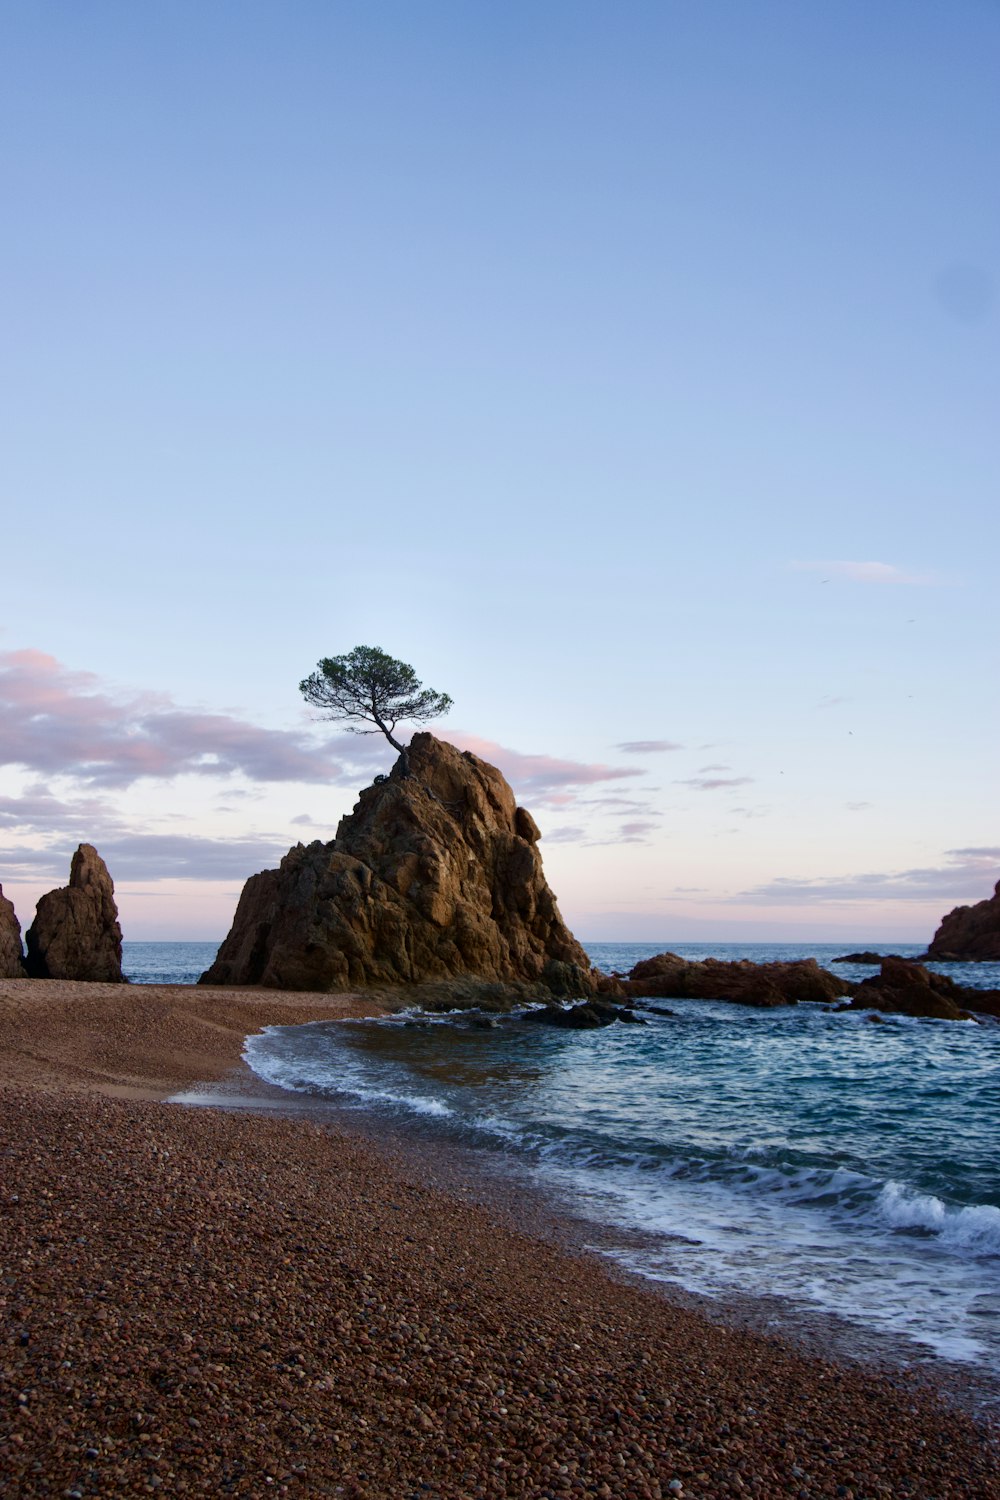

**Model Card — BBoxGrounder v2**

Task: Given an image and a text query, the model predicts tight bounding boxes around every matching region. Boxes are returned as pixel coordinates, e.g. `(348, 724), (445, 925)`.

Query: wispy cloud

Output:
(0, 650), (367, 788)
(736, 848), (1000, 905)
(579, 796), (660, 813)
(442, 732), (642, 805)
(543, 825), (588, 844)
(0, 832), (290, 884)
(616, 740), (683, 754)
(678, 776), (754, 792)
(792, 560), (936, 586)
(0, 785), (117, 833)
(619, 820), (660, 843)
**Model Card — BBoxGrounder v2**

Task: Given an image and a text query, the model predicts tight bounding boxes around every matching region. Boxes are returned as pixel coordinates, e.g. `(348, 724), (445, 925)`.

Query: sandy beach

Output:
(1, 981), (998, 1498)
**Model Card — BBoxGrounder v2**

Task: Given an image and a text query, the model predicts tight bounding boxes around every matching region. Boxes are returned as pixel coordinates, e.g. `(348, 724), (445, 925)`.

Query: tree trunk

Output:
(375, 717), (410, 777)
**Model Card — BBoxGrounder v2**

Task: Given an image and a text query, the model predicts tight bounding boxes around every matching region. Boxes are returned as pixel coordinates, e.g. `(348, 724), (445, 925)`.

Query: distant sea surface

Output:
(123, 941), (222, 985)
(135, 941), (1000, 1386)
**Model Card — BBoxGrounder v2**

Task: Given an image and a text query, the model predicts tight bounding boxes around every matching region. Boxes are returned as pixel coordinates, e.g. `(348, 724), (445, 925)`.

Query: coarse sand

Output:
(0, 979), (998, 1498)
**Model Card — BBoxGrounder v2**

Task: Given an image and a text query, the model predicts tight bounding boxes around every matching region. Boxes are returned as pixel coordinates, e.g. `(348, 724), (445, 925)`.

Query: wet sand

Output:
(0, 979), (997, 1497)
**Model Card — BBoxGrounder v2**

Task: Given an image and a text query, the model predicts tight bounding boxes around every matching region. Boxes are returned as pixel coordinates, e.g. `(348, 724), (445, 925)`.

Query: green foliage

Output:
(299, 646), (453, 755)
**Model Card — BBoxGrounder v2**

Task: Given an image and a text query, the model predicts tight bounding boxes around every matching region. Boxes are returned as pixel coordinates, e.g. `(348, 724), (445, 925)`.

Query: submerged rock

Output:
(201, 733), (603, 996)
(25, 845), (124, 983)
(525, 1001), (646, 1029)
(0, 884), (25, 978)
(922, 879), (1000, 962)
(832, 951), (900, 965)
(622, 955), (850, 1007)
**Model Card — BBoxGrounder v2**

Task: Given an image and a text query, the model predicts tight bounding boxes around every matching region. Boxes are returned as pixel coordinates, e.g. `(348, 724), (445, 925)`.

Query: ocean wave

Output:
(243, 1020), (1000, 1262)
(476, 1128), (1000, 1262)
(242, 1032), (454, 1119)
(877, 1182), (1000, 1254)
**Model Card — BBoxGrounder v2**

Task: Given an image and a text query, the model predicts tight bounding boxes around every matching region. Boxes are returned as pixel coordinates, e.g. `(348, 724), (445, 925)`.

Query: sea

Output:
(125, 940), (1000, 1394)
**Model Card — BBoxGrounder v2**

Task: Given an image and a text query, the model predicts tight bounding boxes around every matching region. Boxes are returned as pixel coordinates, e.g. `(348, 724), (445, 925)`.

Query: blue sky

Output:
(1, 2), (997, 942)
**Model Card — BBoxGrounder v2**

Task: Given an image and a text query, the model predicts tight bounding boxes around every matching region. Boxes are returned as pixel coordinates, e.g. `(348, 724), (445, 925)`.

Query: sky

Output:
(0, 1), (997, 945)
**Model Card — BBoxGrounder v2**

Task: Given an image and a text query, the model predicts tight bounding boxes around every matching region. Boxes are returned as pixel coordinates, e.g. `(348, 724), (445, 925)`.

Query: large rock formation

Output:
(0, 884), (25, 978)
(25, 845), (125, 982)
(923, 879), (1000, 961)
(201, 734), (602, 996)
(622, 953), (851, 1007)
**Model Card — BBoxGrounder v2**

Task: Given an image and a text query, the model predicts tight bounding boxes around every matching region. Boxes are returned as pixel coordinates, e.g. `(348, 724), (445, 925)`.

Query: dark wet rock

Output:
(201, 734), (604, 997)
(622, 956), (850, 1007)
(922, 878), (1000, 961)
(847, 958), (978, 1021)
(832, 951), (901, 965)
(525, 1001), (647, 1030)
(0, 884), (25, 978)
(24, 845), (124, 983)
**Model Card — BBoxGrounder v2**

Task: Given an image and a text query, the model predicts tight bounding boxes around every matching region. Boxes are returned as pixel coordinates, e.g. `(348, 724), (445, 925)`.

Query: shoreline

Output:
(0, 976), (395, 1100)
(178, 1050), (1000, 1428)
(1, 980), (998, 1497)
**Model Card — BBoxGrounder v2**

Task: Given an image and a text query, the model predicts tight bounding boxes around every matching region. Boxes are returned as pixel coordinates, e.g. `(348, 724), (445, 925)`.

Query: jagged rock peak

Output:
(923, 878), (1000, 962)
(201, 732), (601, 995)
(25, 844), (125, 982)
(0, 883), (25, 978)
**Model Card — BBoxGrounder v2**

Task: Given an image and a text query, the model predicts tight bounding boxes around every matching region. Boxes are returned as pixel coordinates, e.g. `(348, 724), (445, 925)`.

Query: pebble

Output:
(0, 1003), (997, 1499)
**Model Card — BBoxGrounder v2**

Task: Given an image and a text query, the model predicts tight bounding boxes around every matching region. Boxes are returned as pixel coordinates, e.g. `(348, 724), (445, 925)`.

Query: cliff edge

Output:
(200, 733), (599, 995)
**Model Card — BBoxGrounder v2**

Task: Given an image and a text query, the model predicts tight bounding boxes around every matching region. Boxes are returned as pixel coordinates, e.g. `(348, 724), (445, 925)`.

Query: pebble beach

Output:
(1, 980), (998, 1498)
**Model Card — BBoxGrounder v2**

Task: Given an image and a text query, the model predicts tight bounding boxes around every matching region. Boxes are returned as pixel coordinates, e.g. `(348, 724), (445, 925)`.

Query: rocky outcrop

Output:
(201, 734), (603, 997)
(25, 845), (125, 983)
(848, 957), (1000, 1021)
(525, 1001), (646, 1030)
(622, 954), (851, 1007)
(0, 884), (25, 978)
(832, 951), (901, 965)
(923, 880), (1000, 961)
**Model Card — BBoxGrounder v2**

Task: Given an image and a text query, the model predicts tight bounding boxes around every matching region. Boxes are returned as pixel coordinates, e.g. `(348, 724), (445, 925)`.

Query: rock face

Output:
(923, 879), (1000, 961)
(25, 845), (125, 983)
(201, 734), (601, 996)
(622, 954), (850, 1007)
(848, 957), (1000, 1021)
(0, 884), (25, 978)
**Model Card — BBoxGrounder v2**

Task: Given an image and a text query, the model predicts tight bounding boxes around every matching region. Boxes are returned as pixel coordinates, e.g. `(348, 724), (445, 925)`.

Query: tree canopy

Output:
(299, 646), (453, 771)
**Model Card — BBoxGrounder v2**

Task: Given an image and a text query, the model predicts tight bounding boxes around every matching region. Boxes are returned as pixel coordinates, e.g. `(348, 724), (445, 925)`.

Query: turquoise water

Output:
(238, 942), (1000, 1378)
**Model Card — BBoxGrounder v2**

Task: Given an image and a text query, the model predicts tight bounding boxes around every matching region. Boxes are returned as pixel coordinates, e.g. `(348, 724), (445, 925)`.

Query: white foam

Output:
(877, 1181), (1000, 1254)
(242, 1033), (454, 1119)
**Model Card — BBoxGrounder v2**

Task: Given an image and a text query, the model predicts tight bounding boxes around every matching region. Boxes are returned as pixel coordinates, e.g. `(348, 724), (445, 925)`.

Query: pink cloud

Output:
(441, 731), (642, 803)
(0, 649), (366, 787)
